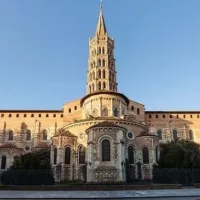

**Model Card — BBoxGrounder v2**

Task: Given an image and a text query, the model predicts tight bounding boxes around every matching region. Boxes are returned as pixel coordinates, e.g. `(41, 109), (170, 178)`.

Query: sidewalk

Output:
(0, 188), (200, 199)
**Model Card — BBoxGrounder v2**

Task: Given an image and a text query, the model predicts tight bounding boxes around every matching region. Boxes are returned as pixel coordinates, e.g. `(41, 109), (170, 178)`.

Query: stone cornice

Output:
(61, 119), (149, 133)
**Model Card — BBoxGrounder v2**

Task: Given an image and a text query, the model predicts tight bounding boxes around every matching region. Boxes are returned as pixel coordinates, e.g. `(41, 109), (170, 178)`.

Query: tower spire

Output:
(86, 3), (117, 94)
(96, 1), (107, 35)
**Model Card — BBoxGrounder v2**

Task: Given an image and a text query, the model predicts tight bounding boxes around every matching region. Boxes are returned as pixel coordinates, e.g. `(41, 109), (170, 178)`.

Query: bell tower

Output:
(86, 5), (117, 94)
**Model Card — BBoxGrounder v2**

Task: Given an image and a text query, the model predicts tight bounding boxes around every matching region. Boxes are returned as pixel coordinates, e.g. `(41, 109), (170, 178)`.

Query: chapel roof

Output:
(34, 142), (50, 148)
(52, 129), (77, 138)
(86, 121), (127, 131)
(0, 143), (19, 149)
(136, 131), (158, 138)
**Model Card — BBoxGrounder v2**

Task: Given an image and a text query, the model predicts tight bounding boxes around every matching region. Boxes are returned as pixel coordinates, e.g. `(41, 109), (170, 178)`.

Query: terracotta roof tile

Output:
(34, 142), (50, 148)
(52, 129), (77, 138)
(60, 130), (77, 137)
(136, 131), (158, 138)
(0, 143), (19, 149)
(87, 121), (127, 130)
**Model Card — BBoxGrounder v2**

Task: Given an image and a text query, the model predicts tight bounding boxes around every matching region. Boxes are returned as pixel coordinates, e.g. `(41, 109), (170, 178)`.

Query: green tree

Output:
(157, 139), (200, 169)
(10, 149), (51, 170)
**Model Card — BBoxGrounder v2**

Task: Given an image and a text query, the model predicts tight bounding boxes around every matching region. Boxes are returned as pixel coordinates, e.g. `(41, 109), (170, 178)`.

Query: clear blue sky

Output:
(0, 0), (200, 111)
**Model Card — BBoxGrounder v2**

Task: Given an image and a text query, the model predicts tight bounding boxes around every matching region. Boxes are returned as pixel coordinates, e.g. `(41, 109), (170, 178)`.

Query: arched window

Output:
(89, 85), (91, 93)
(103, 70), (106, 78)
(69, 108), (71, 113)
(98, 59), (101, 67)
(8, 130), (13, 140)
(109, 71), (111, 79)
(92, 71), (95, 80)
(92, 108), (98, 117)
(110, 83), (112, 90)
(189, 130), (194, 140)
(102, 139), (110, 161)
(98, 82), (101, 90)
(131, 106), (134, 111)
(102, 47), (105, 54)
(26, 130), (31, 141)
(98, 69), (101, 78)
(89, 73), (92, 81)
(137, 108), (140, 115)
(113, 108), (118, 117)
(79, 146), (86, 164)
(157, 130), (162, 140)
(173, 129), (178, 141)
(142, 147), (149, 164)
(102, 107), (108, 117)
(98, 47), (101, 54)
(42, 130), (48, 140)
(65, 147), (71, 164)
(103, 82), (106, 89)
(92, 83), (94, 92)
(155, 146), (159, 163)
(102, 59), (105, 67)
(1, 156), (6, 169)
(128, 146), (134, 164)
(54, 147), (57, 165)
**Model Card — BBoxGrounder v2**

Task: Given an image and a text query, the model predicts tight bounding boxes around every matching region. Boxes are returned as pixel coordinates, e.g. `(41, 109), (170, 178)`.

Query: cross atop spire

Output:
(100, 0), (103, 9)
(96, 1), (107, 35)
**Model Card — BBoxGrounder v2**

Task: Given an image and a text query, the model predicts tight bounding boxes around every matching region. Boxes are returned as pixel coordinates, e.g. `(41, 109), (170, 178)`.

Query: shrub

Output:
(1, 170), (55, 185)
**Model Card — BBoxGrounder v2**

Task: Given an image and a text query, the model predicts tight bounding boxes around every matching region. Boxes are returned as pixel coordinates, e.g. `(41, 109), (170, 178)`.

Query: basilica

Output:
(0, 6), (200, 183)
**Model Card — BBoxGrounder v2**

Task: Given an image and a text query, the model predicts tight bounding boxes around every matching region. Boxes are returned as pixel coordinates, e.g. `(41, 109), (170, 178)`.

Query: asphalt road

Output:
(3, 198), (199, 200)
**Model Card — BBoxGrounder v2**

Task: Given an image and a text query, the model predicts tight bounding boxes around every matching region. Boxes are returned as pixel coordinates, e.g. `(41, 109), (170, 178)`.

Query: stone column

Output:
(90, 100), (93, 115)
(117, 130), (124, 182)
(151, 138), (155, 164)
(99, 97), (102, 116)
(110, 98), (113, 116)
(74, 140), (78, 181)
(87, 131), (93, 182)
(119, 100), (122, 117)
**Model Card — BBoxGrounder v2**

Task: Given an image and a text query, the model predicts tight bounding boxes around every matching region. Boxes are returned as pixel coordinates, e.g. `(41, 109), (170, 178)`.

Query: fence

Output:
(0, 169), (54, 185)
(2, 168), (200, 186)
(153, 168), (200, 186)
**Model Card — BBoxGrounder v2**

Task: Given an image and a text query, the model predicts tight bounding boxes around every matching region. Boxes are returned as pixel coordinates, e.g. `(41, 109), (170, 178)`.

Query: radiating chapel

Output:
(0, 6), (200, 183)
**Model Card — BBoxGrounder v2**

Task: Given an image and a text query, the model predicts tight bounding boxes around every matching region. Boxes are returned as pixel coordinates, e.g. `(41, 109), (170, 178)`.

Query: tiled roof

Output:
(34, 142), (50, 148)
(0, 110), (62, 113)
(146, 111), (200, 114)
(0, 143), (19, 148)
(87, 121), (127, 130)
(60, 130), (77, 137)
(136, 131), (158, 138)
(53, 130), (77, 138)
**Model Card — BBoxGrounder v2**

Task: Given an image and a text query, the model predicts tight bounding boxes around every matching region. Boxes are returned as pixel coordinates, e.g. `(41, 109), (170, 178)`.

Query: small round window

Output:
(127, 132), (134, 139)
(24, 146), (31, 152)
